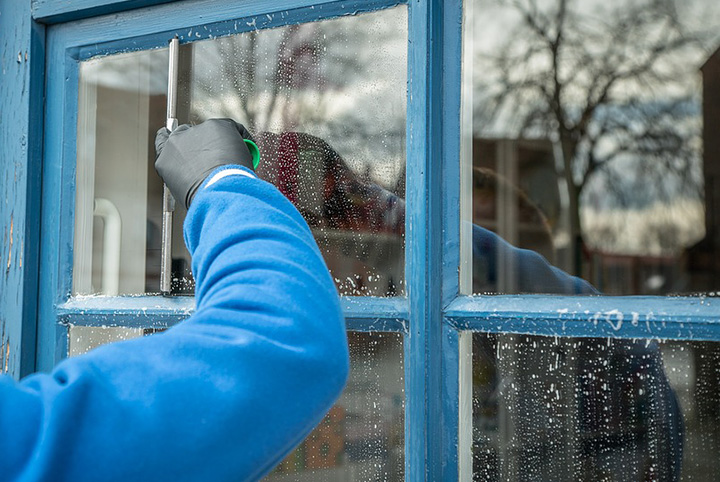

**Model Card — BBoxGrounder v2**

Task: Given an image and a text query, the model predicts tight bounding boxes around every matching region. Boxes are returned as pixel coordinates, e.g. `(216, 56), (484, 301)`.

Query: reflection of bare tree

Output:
(192, 25), (328, 130)
(191, 21), (391, 132)
(476, 0), (718, 274)
(188, 12), (407, 191)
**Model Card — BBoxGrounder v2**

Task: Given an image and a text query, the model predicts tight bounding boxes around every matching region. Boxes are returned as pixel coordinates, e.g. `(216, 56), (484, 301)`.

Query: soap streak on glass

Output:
(188, 7), (408, 297)
(469, 333), (720, 481)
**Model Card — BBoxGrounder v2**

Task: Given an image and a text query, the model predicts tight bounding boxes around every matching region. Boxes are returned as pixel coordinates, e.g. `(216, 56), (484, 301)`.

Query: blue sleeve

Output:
(0, 165), (350, 481)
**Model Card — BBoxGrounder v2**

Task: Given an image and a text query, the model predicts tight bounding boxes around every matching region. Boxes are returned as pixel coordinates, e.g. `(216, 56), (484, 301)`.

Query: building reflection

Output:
(687, 46), (720, 292)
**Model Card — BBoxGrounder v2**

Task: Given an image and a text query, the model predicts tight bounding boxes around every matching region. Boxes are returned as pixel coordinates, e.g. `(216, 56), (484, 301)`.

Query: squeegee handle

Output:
(160, 36), (180, 295)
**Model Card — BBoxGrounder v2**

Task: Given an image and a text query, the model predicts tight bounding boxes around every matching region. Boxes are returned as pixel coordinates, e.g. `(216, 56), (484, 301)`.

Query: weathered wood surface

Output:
(32, 0), (177, 24)
(0, 0), (44, 378)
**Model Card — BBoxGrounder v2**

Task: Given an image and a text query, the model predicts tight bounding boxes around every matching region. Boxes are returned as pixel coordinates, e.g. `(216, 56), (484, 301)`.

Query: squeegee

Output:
(160, 36), (260, 295)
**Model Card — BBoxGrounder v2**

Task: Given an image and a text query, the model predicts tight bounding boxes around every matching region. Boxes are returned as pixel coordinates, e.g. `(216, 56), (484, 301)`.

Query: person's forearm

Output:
(0, 166), (349, 481)
(174, 165), (351, 478)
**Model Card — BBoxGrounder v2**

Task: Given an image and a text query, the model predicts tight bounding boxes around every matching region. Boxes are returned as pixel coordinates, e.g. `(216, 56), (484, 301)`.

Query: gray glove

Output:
(155, 118), (256, 209)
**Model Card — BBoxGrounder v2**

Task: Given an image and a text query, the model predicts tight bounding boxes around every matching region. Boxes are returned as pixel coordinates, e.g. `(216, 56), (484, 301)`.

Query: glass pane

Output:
(266, 332), (404, 481)
(74, 49), (167, 296)
(68, 327), (404, 480)
(68, 326), (145, 356)
(470, 333), (720, 481)
(465, 0), (720, 295)
(74, 6), (407, 296)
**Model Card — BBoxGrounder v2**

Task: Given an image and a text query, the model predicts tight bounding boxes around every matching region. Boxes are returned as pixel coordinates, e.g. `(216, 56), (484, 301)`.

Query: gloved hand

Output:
(155, 118), (256, 209)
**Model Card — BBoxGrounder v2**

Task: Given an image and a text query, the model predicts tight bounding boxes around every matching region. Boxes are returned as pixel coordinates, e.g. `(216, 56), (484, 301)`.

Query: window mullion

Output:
(405, 0), (464, 479)
(57, 296), (410, 332)
(447, 295), (720, 341)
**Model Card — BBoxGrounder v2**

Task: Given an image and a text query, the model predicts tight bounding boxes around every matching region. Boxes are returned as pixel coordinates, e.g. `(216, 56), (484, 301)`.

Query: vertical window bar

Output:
(458, 0), (474, 478)
(38, 30), (79, 373)
(406, 0), (464, 479)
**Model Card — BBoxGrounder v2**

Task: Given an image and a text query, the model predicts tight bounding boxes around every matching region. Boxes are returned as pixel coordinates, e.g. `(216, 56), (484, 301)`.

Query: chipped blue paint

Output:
(0, 0), (45, 379)
(37, 18), (79, 371)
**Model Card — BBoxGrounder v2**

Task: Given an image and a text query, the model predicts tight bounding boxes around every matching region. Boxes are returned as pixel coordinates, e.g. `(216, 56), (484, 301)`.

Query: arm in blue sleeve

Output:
(471, 224), (598, 294)
(0, 165), (349, 481)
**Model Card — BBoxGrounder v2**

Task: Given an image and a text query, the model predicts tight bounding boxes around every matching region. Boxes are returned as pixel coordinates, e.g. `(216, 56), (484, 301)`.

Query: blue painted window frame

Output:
(36, 0), (720, 480)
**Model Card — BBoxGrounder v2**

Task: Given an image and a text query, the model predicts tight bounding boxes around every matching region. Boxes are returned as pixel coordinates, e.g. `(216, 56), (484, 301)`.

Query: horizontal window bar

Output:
(445, 295), (720, 341)
(57, 296), (408, 332)
(57, 295), (195, 329)
(341, 297), (408, 332)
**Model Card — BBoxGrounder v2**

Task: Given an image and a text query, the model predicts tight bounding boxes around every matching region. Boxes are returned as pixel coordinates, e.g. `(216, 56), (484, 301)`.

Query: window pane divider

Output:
(405, 0), (464, 479)
(446, 295), (720, 340)
(57, 296), (409, 332)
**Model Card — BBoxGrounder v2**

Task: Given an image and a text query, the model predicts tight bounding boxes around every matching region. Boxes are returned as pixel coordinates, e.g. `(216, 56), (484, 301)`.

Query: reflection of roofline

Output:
(586, 249), (678, 262)
(476, 136), (554, 150)
(701, 45), (720, 71)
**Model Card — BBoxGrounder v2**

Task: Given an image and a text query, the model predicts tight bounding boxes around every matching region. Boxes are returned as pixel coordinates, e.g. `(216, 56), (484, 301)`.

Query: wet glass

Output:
(68, 328), (404, 481)
(69, 326), (146, 356)
(471, 333), (720, 481)
(266, 332), (404, 481)
(74, 6), (407, 296)
(465, 0), (720, 295)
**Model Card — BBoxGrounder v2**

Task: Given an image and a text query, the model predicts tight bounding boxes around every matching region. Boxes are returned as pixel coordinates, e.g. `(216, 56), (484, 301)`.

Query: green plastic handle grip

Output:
(244, 139), (261, 170)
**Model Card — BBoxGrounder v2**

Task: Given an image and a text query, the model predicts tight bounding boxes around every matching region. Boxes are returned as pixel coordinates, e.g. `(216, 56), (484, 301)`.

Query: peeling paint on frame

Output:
(6, 215), (13, 272)
(0, 0), (45, 379)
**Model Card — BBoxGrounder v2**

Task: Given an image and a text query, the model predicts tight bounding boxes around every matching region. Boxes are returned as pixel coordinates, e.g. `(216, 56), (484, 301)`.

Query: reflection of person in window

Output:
(254, 131), (683, 481)
(468, 169), (683, 481)
(0, 119), (349, 480)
